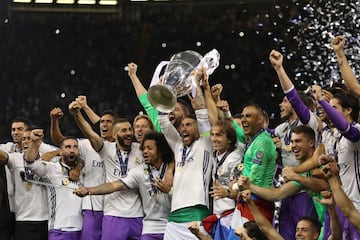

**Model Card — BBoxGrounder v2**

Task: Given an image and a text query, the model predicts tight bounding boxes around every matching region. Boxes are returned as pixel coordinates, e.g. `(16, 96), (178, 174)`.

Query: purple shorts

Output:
(81, 210), (103, 240)
(101, 215), (142, 240)
(141, 233), (164, 240)
(48, 229), (81, 240)
(322, 205), (360, 240)
(278, 192), (318, 240)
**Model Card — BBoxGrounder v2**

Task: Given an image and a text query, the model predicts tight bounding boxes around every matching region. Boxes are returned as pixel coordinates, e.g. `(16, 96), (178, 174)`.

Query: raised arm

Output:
(332, 36), (360, 97)
(128, 62), (162, 132)
(216, 100), (245, 143)
(24, 129), (44, 163)
(321, 156), (360, 232)
(202, 72), (218, 125)
(269, 49), (294, 92)
(128, 62), (147, 96)
(50, 107), (65, 145)
(270, 49), (314, 125)
(211, 84), (225, 120)
(76, 95), (100, 124)
(69, 100), (103, 152)
(316, 191), (342, 240)
(317, 97), (360, 142)
(238, 190), (284, 240)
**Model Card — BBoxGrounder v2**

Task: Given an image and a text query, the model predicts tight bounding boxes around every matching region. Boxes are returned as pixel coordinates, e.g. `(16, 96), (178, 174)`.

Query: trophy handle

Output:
(150, 61), (169, 88)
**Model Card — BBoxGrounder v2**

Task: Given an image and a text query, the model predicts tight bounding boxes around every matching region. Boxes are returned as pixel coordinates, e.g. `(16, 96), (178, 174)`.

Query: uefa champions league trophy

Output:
(148, 49), (220, 113)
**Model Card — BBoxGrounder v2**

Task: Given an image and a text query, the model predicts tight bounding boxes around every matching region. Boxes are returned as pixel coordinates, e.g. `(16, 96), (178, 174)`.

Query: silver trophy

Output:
(148, 49), (220, 113)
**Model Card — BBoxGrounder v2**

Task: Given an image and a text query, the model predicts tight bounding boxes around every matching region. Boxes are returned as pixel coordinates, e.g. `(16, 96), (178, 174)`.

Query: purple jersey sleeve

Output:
(319, 99), (360, 142)
(285, 88), (310, 124)
(266, 128), (275, 136)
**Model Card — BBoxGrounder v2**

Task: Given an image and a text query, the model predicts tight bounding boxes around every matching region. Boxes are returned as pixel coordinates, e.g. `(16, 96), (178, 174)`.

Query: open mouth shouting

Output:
(143, 154), (150, 163)
(242, 122), (250, 133)
(22, 144), (29, 152)
(292, 148), (302, 159)
(69, 154), (76, 162)
(101, 127), (109, 136)
(168, 112), (175, 122)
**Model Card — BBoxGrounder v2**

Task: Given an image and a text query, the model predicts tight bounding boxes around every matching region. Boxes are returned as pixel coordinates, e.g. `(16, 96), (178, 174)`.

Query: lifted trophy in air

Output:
(148, 49), (220, 113)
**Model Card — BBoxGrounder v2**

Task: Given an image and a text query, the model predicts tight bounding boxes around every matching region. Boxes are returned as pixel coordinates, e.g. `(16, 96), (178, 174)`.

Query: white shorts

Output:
(164, 221), (209, 240)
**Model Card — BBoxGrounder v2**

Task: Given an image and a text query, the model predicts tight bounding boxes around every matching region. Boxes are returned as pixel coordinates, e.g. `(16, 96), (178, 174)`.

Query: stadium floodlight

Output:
(99, 0), (117, 4)
(13, 0), (32, 3)
(56, 0), (75, 3)
(35, 0), (53, 3)
(78, 0), (96, 4)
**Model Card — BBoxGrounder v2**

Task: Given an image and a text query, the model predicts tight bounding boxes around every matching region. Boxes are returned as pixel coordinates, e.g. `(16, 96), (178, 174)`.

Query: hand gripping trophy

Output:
(148, 49), (220, 113)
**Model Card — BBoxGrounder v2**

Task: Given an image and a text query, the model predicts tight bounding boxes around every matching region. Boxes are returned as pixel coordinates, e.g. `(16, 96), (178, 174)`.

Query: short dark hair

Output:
(183, 113), (197, 122)
(292, 125), (315, 142)
(140, 131), (174, 164)
(100, 110), (119, 120)
(244, 221), (268, 240)
(59, 136), (78, 148)
(12, 117), (31, 128)
(332, 91), (359, 122)
(113, 118), (131, 126)
(298, 216), (322, 234)
(243, 103), (264, 114)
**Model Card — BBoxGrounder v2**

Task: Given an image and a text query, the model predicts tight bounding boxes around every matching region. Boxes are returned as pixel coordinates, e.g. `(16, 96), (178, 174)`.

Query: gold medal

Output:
(218, 166), (224, 176)
(26, 182), (32, 190)
(62, 178), (70, 186)
(284, 145), (292, 152)
(237, 163), (244, 172)
(135, 157), (142, 165)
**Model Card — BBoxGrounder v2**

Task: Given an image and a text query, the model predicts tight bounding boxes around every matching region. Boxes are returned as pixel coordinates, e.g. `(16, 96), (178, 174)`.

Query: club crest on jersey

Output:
(135, 157), (142, 165)
(62, 178), (70, 186)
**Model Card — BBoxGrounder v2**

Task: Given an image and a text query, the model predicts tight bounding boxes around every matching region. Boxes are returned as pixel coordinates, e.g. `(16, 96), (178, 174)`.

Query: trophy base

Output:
(148, 85), (177, 113)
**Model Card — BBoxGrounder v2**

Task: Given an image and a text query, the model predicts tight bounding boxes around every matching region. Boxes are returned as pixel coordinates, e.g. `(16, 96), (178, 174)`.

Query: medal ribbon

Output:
(181, 143), (193, 167)
(116, 148), (131, 176)
(333, 134), (343, 161)
(284, 119), (299, 146)
(148, 163), (167, 194)
(214, 151), (230, 180)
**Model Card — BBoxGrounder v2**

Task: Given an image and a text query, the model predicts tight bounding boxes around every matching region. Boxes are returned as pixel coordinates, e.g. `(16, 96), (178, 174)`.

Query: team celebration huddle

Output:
(1, 35), (360, 240)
